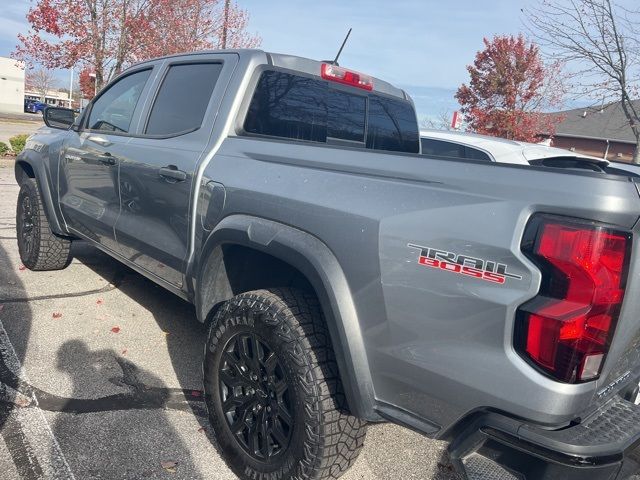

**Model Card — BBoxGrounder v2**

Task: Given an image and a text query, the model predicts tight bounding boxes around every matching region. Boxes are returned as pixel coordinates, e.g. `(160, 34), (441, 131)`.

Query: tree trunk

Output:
(633, 143), (640, 165)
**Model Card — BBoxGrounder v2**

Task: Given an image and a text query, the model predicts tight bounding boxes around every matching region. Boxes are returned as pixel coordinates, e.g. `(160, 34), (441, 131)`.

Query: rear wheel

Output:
(16, 178), (72, 271)
(203, 288), (367, 480)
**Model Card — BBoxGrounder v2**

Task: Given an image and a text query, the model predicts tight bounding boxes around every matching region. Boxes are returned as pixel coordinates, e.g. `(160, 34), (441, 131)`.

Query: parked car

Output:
(25, 100), (48, 114)
(14, 50), (640, 480)
(420, 128), (610, 166)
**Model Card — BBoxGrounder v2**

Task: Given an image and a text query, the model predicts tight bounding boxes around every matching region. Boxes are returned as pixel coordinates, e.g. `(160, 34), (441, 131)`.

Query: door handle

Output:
(159, 166), (187, 182)
(98, 152), (116, 166)
(87, 135), (112, 147)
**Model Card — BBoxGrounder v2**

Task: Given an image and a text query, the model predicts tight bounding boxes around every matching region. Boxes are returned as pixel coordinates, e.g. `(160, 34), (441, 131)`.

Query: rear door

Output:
(59, 68), (154, 251)
(114, 54), (238, 287)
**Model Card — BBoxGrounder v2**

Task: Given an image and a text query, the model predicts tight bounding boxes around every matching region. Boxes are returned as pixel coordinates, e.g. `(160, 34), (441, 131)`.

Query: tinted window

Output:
(420, 138), (492, 162)
(88, 69), (151, 133)
(244, 70), (418, 153)
(421, 138), (465, 158)
(366, 97), (419, 153)
(146, 63), (223, 136)
(327, 89), (366, 143)
(465, 146), (492, 161)
(244, 71), (327, 142)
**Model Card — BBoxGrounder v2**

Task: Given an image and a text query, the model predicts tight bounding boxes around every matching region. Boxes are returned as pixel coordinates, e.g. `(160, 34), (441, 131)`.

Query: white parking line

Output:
(0, 320), (76, 480)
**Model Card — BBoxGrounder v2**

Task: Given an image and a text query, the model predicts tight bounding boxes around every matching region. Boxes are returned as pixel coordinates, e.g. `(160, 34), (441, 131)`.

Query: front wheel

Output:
(203, 289), (367, 480)
(16, 178), (72, 271)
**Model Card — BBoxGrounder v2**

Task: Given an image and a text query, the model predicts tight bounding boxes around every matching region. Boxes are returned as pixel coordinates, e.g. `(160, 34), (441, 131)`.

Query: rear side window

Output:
(421, 138), (492, 162)
(421, 138), (465, 158)
(145, 63), (223, 136)
(244, 70), (418, 153)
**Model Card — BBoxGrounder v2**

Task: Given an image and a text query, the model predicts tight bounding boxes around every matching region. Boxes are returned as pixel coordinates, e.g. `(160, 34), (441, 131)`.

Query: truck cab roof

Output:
(131, 49), (410, 101)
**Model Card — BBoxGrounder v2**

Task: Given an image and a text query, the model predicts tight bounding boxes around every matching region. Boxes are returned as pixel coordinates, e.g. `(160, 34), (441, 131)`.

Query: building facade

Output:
(0, 56), (25, 114)
(549, 101), (639, 163)
(24, 89), (72, 108)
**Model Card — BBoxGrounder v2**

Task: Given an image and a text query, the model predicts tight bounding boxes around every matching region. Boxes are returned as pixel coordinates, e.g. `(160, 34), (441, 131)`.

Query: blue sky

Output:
(1, 0), (535, 121)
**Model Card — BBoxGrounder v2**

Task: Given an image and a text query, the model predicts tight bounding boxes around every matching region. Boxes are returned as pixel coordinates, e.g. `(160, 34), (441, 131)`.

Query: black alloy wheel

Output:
(218, 330), (294, 461)
(18, 193), (35, 256)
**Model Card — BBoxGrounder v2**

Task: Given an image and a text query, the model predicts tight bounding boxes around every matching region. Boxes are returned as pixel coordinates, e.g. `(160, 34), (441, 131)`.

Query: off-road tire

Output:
(203, 288), (367, 480)
(16, 178), (72, 271)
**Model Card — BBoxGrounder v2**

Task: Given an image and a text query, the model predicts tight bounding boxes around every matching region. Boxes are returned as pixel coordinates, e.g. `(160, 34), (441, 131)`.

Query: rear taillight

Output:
(321, 63), (373, 91)
(516, 215), (631, 383)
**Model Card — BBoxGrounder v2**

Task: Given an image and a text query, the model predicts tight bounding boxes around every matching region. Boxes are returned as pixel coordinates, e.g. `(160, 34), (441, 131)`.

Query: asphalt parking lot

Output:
(0, 165), (460, 480)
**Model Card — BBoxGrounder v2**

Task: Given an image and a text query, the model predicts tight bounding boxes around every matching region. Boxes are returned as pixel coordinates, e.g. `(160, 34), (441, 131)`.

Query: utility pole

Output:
(221, 0), (230, 49)
(69, 66), (74, 109)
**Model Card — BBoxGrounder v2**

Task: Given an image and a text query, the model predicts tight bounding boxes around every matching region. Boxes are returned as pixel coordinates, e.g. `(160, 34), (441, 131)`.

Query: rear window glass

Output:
(244, 72), (327, 142)
(366, 97), (419, 153)
(327, 89), (366, 143)
(243, 70), (418, 153)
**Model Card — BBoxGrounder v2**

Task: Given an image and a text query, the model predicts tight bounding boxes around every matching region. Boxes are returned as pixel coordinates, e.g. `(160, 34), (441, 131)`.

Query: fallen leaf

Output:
(191, 390), (201, 397)
(197, 426), (206, 433)
(52, 312), (62, 319)
(121, 349), (127, 356)
(0, 305), (4, 313)
(14, 394), (32, 408)
(110, 326), (120, 334)
(18, 265), (26, 271)
(161, 460), (178, 473)
(162, 331), (169, 336)
(96, 299), (104, 305)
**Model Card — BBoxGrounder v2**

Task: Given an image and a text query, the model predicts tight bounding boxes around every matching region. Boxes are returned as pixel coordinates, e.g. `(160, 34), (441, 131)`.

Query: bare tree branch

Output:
(525, 0), (640, 162)
(26, 67), (57, 101)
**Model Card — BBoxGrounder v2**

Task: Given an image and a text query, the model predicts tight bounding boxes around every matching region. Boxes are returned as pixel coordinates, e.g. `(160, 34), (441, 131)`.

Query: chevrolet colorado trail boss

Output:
(14, 49), (640, 480)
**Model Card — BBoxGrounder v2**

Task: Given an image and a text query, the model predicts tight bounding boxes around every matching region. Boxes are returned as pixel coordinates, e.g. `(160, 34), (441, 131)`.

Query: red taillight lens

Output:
(321, 63), (373, 91)
(517, 216), (631, 383)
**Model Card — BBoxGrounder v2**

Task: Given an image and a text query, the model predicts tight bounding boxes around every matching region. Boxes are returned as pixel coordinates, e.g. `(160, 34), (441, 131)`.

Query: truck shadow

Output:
(0, 239), (208, 479)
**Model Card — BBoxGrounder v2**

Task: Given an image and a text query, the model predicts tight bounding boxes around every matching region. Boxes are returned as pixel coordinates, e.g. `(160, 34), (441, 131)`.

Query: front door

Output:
(114, 56), (235, 287)
(59, 68), (153, 252)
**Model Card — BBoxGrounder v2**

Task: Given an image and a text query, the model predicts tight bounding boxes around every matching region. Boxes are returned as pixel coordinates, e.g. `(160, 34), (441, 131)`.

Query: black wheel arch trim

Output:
(194, 214), (378, 420)
(14, 155), (66, 235)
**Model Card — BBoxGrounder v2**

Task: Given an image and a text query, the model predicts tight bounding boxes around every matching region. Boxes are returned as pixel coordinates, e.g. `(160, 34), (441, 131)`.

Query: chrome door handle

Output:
(159, 166), (187, 182)
(87, 135), (112, 147)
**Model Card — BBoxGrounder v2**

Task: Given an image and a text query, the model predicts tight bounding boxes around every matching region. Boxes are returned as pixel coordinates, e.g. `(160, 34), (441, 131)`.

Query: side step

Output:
(462, 453), (522, 480)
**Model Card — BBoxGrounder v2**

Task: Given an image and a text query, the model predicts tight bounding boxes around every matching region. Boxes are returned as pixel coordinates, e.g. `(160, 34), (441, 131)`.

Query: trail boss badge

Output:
(408, 244), (522, 285)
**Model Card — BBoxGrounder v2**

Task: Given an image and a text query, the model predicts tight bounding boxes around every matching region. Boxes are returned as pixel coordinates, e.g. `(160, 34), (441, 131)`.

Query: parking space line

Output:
(0, 321), (76, 480)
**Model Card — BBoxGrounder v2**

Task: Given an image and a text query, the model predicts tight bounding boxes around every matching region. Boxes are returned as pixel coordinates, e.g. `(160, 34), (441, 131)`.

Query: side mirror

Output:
(43, 107), (76, 130)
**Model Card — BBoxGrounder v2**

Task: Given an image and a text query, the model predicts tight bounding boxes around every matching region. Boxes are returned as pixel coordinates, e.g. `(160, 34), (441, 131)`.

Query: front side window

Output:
(87, 69), (151, 133)
(243, 70), (417, 153)
(145, 63), (223, 136)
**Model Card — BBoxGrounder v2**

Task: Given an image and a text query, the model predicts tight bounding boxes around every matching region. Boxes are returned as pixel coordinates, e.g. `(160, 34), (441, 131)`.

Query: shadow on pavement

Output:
(0, 238), (209, 479)
(52, 339), (206, 479)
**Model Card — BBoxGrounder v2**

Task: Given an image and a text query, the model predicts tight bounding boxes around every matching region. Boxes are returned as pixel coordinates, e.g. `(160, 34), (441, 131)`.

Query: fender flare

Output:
(195, 215), (377, 420)
(14, 155), (66, 235)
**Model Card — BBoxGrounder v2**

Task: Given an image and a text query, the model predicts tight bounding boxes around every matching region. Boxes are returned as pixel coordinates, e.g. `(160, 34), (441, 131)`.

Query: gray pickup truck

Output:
(14, 49), (640, 480)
